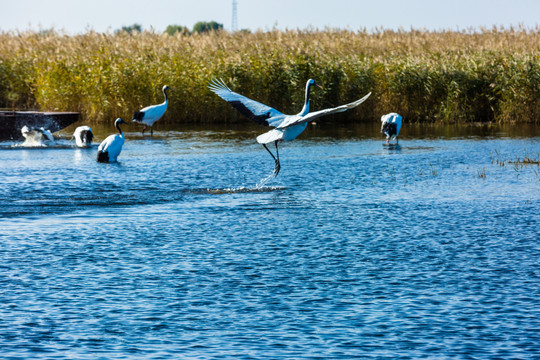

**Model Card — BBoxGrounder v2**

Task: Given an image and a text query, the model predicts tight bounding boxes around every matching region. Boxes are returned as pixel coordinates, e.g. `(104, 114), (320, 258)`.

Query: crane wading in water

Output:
(97, 118), (127, 163)
(209, 79), (371, 176)
(73, 126), (93, 148)
(132, 85), (171, 136)
(380, 112), (402, 144)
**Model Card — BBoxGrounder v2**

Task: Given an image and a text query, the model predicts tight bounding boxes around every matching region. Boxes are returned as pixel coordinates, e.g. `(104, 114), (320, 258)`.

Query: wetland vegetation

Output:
(0, 27), (538, 124)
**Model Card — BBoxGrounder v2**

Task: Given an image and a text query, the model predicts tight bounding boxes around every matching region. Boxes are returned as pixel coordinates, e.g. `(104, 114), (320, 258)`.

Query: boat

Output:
(0, 111), (80, 140)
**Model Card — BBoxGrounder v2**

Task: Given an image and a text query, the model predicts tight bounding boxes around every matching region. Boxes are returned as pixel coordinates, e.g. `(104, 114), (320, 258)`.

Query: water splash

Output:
(255, 171), (275, 189)
(9, 139), (93, 149)
(19, 126), (56, 147)
(188, 186), (284, 195)
(17, 137), (55, 148)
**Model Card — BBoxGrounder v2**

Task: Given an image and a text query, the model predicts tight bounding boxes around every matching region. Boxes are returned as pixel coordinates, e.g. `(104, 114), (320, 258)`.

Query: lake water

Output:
(1, 123), (539, 359)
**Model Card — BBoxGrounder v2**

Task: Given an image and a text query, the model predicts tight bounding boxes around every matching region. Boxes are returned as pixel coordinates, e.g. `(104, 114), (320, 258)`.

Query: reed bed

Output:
(0, 27), (538, 124)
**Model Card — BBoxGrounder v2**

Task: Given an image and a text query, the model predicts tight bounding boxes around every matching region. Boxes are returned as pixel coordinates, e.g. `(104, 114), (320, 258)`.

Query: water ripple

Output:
(0, 134), (539, 359)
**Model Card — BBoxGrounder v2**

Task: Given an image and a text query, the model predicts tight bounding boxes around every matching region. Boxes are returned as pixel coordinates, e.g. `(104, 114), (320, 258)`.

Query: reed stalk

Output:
(0, 27), (538, 124)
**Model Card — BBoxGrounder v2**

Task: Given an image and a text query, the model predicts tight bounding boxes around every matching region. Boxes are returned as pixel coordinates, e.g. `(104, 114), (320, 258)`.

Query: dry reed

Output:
(0, 27), (538, 124)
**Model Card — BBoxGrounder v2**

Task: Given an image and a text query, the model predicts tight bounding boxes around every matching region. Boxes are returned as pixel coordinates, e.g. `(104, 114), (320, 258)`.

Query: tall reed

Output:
(0, 27), (538, 124)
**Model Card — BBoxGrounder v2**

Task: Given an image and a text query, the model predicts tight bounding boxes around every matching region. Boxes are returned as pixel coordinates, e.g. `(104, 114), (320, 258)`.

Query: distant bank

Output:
(0, 28), (538, 124)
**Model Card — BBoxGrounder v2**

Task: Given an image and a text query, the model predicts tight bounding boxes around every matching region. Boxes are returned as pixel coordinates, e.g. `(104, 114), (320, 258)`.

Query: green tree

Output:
(117, 23), (142, 34)
(192, 21), (223, 34)
(164, 25), (191, 36)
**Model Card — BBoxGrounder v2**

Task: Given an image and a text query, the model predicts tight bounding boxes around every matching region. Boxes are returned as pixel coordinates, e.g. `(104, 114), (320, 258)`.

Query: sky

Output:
(1, 0), (539, 33)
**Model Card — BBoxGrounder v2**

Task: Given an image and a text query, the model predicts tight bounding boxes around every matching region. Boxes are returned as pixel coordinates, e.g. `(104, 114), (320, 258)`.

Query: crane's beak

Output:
(315, 83), (324, 90)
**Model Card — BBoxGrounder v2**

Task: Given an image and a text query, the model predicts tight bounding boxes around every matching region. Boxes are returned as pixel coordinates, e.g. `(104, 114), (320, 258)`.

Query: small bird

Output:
(73, 126), (93, 147)
(209, 78), (371, 176)
(97, 118), (127, 163)
(380, 113), (402, 144)
(21, 125), (55, 146)
(132, 85), (171, 136)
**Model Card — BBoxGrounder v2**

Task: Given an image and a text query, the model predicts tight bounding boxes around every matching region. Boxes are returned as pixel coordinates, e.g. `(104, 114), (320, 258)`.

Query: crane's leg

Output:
(150, 125), (153, 136)
(263, 141), (281, 177)
(274, 141), (281, 176)
(142, 125), (147, 136)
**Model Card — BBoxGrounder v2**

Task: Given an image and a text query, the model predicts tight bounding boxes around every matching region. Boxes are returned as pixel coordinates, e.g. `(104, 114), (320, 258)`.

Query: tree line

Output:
(118, 21), (224, 35)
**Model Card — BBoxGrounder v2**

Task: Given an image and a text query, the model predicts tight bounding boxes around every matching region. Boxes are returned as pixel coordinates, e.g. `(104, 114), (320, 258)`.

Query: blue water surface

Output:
(0, 125), (539, 359)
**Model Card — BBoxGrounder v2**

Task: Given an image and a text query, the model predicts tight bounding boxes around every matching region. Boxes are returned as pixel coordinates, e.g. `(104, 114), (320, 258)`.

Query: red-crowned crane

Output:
(97, 118), (127, 163)
(73, 126), (93, 148)
(381, 113), (402, 144)
(209, 78), (371, 176)
(132, 85), (171, 136)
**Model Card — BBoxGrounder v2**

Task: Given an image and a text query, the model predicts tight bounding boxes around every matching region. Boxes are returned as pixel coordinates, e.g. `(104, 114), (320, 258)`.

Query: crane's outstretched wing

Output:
(277, 92), (372, 129)
(209, 79), (285, 127)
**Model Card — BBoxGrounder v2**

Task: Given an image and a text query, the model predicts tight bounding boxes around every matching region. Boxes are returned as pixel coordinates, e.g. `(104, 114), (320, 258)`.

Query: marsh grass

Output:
(491, 149), (540, 170)
(0, 27), (538, 124)
(478, 168), (487, 178)
(509, 152), (540, 165)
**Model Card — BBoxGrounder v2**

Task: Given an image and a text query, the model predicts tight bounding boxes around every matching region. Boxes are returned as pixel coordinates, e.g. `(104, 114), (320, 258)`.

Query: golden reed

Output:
(0, 27), (538, 124)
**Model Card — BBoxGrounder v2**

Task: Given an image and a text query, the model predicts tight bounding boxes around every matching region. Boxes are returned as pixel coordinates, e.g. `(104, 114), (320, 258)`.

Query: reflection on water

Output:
(0, 125), (539, 359)
(382, 143), (402, 152)
(58, 121), (540, 142)
(2, 122), (538, 153)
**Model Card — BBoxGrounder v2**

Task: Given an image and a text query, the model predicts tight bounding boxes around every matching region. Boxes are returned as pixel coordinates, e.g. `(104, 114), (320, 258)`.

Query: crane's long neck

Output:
(300, 82), (313, 116)
(163, 88), (169, 105)
(116, 121), (123, 137)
